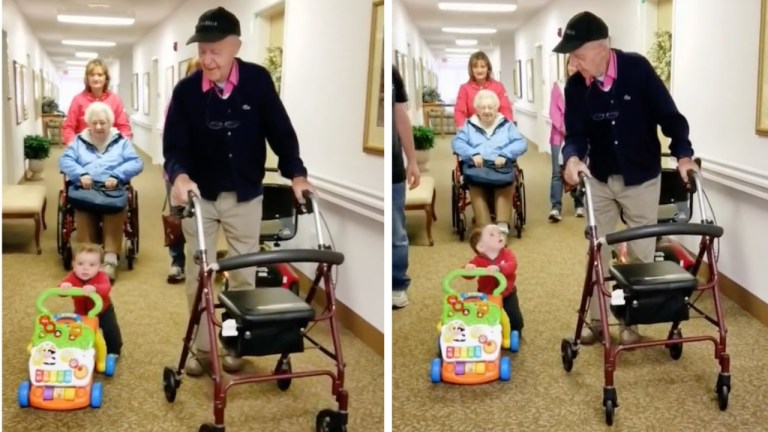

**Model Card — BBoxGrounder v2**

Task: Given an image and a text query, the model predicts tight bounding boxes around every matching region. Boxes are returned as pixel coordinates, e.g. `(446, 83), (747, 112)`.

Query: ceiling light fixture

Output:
(62, 40), (117, 47)
(57, 14), (135, 26)
(75, 51), (99, 58)
(455, 39), (478, 46)
(442, 27), (497, 34)
(445, 48), (477, 53)
(66, 60), (89, 66)
(438, 2), (518, 13)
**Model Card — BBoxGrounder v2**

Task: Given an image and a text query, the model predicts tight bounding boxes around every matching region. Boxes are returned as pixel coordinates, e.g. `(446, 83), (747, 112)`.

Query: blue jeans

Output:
(392, 182), (410, 292)
(550, 144), (584, 212)
(166, 179), (186, 268)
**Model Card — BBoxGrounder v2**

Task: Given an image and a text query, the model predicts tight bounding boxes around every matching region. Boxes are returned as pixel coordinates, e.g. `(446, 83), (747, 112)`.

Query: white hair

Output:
(473, 89), (500, 111)
(84, 101), (114, 125)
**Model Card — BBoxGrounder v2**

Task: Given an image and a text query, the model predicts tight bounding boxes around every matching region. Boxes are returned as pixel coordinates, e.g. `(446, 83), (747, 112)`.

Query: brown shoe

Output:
(580, 320), (603, 345)
(620, 325), (641, 345)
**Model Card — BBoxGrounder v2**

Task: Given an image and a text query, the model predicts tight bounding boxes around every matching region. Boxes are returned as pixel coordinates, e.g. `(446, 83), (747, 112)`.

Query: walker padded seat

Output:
(609, 260), (698, 326)
(218, 288), (315, 357)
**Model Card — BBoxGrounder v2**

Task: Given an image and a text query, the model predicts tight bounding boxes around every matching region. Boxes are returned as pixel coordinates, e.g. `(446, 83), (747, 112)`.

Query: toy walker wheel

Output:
(105, 353), (118, 377)
(499, 356), (512, 381)
(18, 381), (30, 408)
(163, 367), (180, 403)
(510, 330), (520, 353)
(561, 339), (577, 372)
(199, 423), (225, 432)
(604, 400), (615, 426)
(430, 358), (442, 384)
(90, 381), (103, 408)
(316, 409), (347, 432)
(275, 357), (292, 391)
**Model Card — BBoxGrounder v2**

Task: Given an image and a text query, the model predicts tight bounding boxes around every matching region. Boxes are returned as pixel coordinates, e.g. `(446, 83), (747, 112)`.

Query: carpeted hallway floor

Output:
(2, 146), (383, 431)
(392, 134), (768, 431)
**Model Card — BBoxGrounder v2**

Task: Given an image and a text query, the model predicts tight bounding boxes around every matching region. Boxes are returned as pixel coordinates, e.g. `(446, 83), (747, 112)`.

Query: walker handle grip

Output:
(442, 269), (507, 297)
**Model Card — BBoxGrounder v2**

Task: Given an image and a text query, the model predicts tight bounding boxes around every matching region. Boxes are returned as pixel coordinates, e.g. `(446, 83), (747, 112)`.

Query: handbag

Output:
(462, 160), (516, 187)
(67, 182), (128, 214)
(162, 190), (185, 247)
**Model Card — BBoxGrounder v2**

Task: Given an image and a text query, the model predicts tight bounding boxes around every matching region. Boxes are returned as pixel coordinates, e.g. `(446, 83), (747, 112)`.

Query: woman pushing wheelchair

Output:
(59, 101), (144, 281)
(451, 89), (527, 235)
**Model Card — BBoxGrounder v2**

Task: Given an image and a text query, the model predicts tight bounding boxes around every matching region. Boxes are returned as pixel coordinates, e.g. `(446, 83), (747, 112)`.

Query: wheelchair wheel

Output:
(125, 190), (139, 270)
(513, 174), (526, 239)
(56, 190), (66, 256)
(451, 171), (458, 229)
(130, 189), (139, 255)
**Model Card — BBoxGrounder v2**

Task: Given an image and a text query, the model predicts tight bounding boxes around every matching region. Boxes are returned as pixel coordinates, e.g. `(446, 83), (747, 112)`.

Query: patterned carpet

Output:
(2, 147), (383, 431)
(392, 135), (768, 431)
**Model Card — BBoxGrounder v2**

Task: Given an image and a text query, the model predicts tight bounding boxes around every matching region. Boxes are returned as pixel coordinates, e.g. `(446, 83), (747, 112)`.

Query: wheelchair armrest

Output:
(602, 223), (723, 246)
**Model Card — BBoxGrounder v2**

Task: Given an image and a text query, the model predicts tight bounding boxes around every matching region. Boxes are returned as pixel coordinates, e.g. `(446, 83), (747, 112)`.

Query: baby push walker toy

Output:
(19, 288), (117, 410)
(431, 269), (519, 385)
(163, 190), (348, 432)
(560, 170), (728, 426)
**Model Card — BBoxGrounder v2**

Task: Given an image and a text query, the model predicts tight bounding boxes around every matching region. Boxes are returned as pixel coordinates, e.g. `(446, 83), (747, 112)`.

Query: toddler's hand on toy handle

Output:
(487, 265), (500, 274)
(464, 264), (476, 271)
(82, 285), (96, 295)
(60, 282), (73, 289)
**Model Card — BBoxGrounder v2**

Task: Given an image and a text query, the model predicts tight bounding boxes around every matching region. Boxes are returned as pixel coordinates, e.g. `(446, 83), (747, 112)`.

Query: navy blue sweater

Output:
(561, 50), (693, 186)
(163, 58), (307, 202)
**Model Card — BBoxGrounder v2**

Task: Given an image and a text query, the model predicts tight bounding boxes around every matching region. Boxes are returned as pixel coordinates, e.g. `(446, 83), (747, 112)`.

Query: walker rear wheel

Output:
(560, 339), (576, 372)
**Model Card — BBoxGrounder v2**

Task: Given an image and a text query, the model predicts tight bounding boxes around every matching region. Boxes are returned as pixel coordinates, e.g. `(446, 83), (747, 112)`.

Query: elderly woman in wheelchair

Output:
(452, 89), (527, 235)
(59, 101), (144, 281)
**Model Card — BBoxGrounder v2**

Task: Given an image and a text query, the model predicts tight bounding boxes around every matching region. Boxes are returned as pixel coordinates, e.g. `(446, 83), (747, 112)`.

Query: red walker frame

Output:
(163, 191), (348, 432)
(560, 170), (729, 426)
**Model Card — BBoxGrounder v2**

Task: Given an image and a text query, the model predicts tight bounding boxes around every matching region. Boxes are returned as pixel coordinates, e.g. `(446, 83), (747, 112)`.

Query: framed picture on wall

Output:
(178, 58), (192, 81)
(549, 53), (559, 87)
(13, 61), (24, 125)
(33, 69), (40, 119)
(362, 0), (384, 155)
(756, 0), (768, 135)
(165, 65), (175, 105)
(142, 72), (150, 116)
(558, 54), (568, 81)
(21, 64), (29, 121)
(131, 73), (138, 111)
(514, 59), (522, 98)
(526, 58), (534, 103)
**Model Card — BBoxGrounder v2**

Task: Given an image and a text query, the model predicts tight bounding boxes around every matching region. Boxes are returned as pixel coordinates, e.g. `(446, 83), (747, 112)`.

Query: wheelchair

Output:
(163, 187), (349, 431)
(560, 164), (728, 426)
(451, 156), (526, 240)
(56, 175), (139, 271)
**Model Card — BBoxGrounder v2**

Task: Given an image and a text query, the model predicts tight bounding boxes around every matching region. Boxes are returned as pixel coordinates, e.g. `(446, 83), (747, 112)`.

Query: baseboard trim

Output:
(292, 265), (383, 357)
(698, 261), (768, 327)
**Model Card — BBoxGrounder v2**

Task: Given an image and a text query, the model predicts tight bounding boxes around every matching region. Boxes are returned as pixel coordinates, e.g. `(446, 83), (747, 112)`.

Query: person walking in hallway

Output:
(392, 65), (421, 309)
(555, 11), (699, 345)
(163, 7), (313, 376)
(453, 51), (514, 130)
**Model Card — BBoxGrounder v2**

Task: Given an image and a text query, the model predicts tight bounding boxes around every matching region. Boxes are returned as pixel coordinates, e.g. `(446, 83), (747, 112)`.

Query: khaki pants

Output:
(587, 175), (661, 320)
(469, 184), (514, 228)
(182, 192), (263, 352)
(75, 209), (126, 255)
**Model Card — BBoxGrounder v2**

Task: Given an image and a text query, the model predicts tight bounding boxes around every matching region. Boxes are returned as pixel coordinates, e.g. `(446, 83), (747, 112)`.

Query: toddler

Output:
(59, 243), (123, 356)
(464, 224), (524, 338)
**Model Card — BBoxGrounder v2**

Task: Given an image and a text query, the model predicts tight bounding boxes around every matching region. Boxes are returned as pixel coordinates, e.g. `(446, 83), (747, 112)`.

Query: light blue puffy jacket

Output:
(59, 129), (144, 185)
(451, 114), (528, 163)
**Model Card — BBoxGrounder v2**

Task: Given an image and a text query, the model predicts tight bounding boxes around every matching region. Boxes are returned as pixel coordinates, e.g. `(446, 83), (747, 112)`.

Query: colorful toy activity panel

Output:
(431, 269), (514, 385)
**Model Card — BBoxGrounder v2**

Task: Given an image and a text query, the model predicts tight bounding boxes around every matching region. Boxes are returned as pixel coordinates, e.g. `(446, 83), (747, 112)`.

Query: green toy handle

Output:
(36, 287), (103, 318)
(442, 268), (507, 297)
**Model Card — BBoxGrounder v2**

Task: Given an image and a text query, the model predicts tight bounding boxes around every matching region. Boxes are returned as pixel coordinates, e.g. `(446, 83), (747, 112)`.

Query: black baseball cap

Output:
(552, 11), (609, 54)
(186, 7), (241, 45)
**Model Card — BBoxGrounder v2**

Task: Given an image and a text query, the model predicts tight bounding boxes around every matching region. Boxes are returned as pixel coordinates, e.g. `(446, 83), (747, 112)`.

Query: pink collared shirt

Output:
(585, 49), (617, 90)
(201, 60), (240, 97)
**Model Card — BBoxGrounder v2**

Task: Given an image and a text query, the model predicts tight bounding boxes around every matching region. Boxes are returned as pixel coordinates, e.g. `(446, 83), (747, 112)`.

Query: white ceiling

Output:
(400, 0), (554, 57)
(16, 0), (186, 72)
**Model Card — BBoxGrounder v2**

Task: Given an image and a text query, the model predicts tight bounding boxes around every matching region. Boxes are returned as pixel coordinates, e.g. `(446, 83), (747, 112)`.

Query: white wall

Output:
(132, 0), (386, 332)
(505, 0), (657, 151)
(2, 0), (59, 184)
(672, 0), (768, 303)
(393, 0), (438, 125)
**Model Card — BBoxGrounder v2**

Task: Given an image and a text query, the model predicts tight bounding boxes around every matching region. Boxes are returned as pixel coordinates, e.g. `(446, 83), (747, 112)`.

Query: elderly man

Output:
(163, 7), (313, 376)
(554, 11), (699, 345)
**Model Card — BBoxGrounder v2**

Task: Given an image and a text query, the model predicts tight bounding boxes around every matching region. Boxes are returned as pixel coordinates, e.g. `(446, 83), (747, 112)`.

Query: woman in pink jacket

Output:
(63, 58), (132, 145)
(454, 51), (513, 129)
(547, 56), (583, 222)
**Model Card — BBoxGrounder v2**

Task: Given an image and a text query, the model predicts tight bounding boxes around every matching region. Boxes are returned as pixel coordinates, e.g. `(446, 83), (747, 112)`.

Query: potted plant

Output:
(42, 97), (60, 114)
(412, 125), (436, 172)
(264, 46), (283, 93)
(648, 30), (672, 87)
(422, 86), (442, 104)
(24, 134), (52, 180)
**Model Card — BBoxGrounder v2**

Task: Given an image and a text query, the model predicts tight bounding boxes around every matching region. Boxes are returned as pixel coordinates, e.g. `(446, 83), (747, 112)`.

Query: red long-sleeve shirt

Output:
(60, 271), (112, 316)
(467, 248), (518, 297)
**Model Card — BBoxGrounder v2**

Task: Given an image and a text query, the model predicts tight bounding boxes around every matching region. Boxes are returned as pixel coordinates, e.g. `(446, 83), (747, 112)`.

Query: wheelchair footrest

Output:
(218, 288), (314, 357)
(609, 261), (698, 326)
